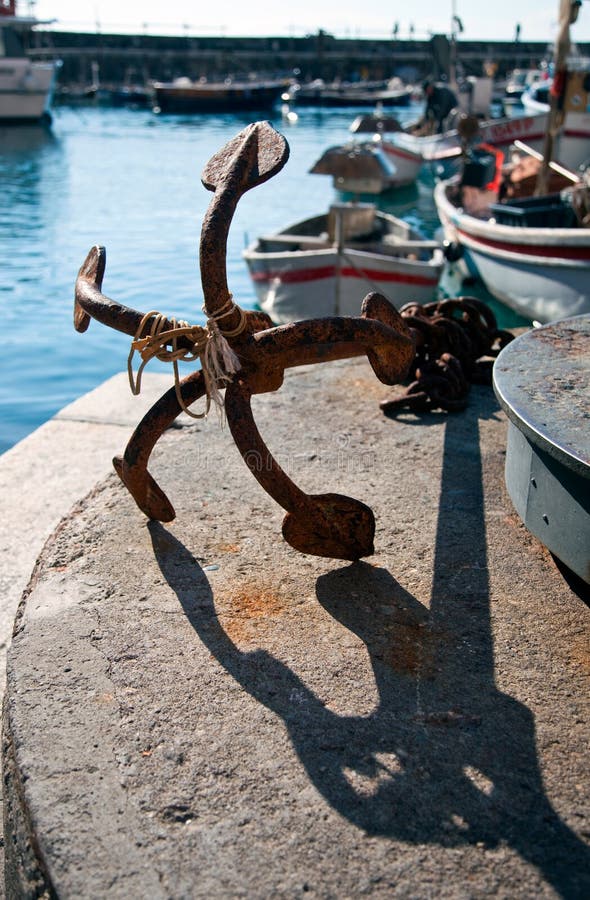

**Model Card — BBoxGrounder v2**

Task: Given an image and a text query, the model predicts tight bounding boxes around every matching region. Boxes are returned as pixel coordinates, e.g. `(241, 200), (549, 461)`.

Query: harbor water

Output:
(0, 103), (529, 455)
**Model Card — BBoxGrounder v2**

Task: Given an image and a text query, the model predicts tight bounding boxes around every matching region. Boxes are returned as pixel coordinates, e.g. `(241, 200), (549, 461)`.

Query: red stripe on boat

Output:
(383, 145), (422, 162)
(458, 229), (590, 261)
(563, 128), (590, 139)
(250, 264), (438, 286)
(492, 131), (547, 147)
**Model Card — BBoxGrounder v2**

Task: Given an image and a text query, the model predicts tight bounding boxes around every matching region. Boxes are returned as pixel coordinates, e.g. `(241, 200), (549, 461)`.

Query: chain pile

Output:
(380, 297), (514, 414)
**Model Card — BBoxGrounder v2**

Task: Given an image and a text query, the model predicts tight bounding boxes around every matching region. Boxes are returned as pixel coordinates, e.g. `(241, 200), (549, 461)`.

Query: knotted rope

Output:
(127, 295), (246, 419)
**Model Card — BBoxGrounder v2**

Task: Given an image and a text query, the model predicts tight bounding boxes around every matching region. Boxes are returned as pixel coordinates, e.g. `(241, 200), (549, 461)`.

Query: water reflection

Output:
(0, 122), (56, 154)
(0, 124), (61, 238)
(0, 125), (67, 451)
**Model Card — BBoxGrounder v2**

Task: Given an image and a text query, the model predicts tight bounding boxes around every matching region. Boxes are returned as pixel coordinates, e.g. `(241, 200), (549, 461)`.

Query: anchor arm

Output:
(247, 293), (415, 387)
(75, 245), (147, 336)
(113, 371), (207, 522)
(74, 246), (197, 353)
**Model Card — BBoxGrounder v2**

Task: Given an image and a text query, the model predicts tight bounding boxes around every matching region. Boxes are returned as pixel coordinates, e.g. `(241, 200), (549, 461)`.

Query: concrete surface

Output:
(2, 359), (590, 898)
(0, 373), (175, 692)
(0, 372), (174, 892)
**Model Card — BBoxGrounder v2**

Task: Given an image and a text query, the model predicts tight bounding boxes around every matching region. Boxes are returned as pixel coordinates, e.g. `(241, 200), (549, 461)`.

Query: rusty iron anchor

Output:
(74, 121), (415, 561)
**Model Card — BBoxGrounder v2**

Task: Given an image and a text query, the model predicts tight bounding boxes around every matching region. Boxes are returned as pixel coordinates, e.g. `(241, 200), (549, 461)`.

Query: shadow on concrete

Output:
(149, 403), (590, 899)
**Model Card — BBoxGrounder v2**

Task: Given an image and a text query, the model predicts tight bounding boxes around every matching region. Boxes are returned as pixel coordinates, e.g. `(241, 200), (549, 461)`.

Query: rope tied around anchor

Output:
(127, 295), (246, 419)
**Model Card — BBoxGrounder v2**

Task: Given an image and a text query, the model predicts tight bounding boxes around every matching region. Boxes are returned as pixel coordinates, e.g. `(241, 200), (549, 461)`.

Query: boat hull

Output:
(380, 142), (427, 187)
(434, 179), (590, 323)
(394, 108), (590, 175)
(392, 113), (549, 161)
(293, 89), (412, 107)
(153, 81), (284, 113)
(244, 245), (443, 322)
(0, 60), (58, 122)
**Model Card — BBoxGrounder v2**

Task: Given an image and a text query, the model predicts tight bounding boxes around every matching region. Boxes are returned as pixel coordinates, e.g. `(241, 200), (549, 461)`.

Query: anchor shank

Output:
(225, 377), (310, 516)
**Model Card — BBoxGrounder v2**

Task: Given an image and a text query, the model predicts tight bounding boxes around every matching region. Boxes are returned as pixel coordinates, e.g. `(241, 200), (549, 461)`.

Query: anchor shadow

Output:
(149, 396), (590, 898)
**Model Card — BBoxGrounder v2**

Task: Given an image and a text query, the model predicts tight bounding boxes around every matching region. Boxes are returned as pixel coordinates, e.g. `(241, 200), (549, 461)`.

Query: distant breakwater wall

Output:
(29, 31), (590, 85)
(28, 31), (588, 88)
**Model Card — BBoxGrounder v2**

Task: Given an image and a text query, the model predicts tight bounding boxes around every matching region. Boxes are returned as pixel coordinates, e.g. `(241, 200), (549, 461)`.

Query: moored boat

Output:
(288, 78), (413, 108)
(309, 139), (421, 194)
(434, 168), (590, 323)
(0, 1), (60, 124)
(504, 67), (546, 103)
(435, 4), (590, 324)
(152, 77), (286, 113)
(520, 79), (552, 111)
(519, 61), (590, 170)
(243, 202), (444, 324)
(352, 108), (552, 173)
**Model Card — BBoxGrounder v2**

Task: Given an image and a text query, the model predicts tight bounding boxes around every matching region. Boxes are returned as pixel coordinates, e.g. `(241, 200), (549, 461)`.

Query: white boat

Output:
(434, 5), (590, 324)
(0, 2), (60, 124)
(369, 96), (590, 183)
(243, 202), (444, 324)
(309, 139), (422, 194)
(350, 107), (557, 189)
(504, 68), (546, 103)
(520, 79), (552, 112)
(519, 64), (590, 170)
(360, 108), (549, 161)
(434, 173), (590, 323)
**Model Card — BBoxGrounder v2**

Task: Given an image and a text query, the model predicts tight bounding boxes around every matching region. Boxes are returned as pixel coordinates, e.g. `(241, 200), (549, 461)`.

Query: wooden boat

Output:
(0, 1), (60, 123)
(152, 77), (286, 113)
(308, 113), (423, 195)
(435, 7), (590, 324)
(288, 78), (413, 108)
(352, 108), (551, 173)
(309, 140), (421, 194)
(519, 65), (590, 171)
(243, 202), (444, 324)
(434, 153), (590, 323)
(107, 85), (153, 108)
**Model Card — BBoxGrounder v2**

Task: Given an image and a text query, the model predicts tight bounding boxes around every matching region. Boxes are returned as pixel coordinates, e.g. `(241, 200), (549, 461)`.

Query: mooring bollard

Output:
(74, 121), (415, 560)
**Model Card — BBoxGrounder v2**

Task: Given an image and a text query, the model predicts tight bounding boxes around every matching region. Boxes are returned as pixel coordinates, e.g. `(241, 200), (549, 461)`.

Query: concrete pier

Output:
(2, 360), (589, 897)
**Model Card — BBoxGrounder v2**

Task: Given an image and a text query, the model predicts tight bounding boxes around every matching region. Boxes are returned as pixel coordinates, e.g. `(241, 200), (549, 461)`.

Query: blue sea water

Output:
(0, 103), (528, 455)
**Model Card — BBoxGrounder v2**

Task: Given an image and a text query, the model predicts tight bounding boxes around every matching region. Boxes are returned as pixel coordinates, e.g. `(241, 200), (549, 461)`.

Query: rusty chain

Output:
(380, 297), (514, 414)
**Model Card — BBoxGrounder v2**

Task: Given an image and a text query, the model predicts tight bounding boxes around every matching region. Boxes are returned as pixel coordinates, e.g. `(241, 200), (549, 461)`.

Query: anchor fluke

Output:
(282, 494), (375, 561)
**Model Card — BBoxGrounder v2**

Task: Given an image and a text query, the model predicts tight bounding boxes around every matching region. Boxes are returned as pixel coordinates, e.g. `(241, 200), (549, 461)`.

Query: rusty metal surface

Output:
(74, 121), (415, 561)
(493, 314), (590, 476)
(493, 315), (590, 583)
(380, 297), (513, 414)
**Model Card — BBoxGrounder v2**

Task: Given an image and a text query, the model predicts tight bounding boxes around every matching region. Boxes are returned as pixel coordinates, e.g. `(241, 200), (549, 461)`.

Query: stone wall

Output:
(27, 30), (584, 88)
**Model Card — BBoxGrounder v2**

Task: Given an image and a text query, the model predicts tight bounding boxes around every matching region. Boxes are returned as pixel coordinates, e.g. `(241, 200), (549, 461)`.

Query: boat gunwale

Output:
(434, 179), (590, 248)
(243, 209), (442, 269)
(244, 244), (444, 271)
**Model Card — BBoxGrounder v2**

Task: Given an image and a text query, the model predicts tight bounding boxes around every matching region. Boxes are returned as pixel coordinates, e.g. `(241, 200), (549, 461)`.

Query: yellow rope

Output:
(127, 296), (246, 419)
